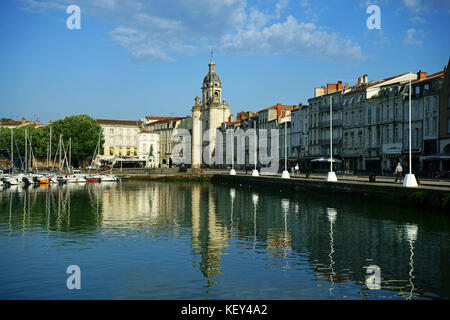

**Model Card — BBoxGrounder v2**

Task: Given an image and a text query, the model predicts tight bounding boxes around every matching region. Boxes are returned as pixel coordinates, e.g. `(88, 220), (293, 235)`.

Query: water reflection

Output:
(0, 182), (448, 299)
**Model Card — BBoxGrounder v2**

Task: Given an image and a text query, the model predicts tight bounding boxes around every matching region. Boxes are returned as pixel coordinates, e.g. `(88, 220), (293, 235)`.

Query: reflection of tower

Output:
(404, 223), (418, 300)
(191, 185), (201, 253)
(327, 208), (337, 296)
(194, 185), (230, 285)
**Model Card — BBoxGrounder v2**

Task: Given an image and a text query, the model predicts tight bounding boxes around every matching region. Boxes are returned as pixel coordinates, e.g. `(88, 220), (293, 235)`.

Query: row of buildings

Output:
(3, 58), (449, 175)
(94, 57), (450, 175)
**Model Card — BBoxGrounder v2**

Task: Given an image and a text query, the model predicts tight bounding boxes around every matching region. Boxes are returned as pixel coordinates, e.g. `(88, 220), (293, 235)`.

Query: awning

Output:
(311, 157), (342, 163)
(365, 157), (381, 161)
(420, 153), (450, 161)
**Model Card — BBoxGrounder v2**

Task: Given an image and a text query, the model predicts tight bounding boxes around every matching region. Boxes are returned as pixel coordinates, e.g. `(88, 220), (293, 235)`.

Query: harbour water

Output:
(0, 181), (448, 299)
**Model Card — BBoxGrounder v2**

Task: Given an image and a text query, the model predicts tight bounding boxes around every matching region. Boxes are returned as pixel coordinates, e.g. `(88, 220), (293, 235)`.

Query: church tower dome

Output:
(202, 54), (222, 105)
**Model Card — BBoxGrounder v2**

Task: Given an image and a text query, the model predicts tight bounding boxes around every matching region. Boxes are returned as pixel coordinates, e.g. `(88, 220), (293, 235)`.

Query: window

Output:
(368, 109), (372, 124)
(376, 106), (380, 122)
(110, 128), (114, 135)
(448, 118), (450, 134)
(415, 86), (420, 96)
(394, 103), (399, 120)
(394, 125), (399, 142)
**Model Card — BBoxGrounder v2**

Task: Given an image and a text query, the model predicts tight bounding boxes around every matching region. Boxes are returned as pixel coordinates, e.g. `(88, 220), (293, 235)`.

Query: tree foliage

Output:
(0, 115), (104, 165)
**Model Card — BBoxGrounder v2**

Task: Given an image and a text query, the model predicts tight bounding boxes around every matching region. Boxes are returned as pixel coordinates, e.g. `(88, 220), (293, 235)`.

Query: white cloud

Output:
(409, 15), (426, 24)
(17, 0), (365, 62)
(403, 0), (423, 12)
(403, 28), (424, 46)
(220, 15), (365, 61)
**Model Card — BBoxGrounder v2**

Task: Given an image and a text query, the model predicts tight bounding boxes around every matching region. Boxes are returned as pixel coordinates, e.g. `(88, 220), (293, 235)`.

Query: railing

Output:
(319, 105), (343, 113)
(319, 138), (342, 145)
(319, 119), (342, 128)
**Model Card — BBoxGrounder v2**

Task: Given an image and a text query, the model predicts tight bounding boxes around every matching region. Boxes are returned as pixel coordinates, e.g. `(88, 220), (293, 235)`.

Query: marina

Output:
(0, 180), (448, 299)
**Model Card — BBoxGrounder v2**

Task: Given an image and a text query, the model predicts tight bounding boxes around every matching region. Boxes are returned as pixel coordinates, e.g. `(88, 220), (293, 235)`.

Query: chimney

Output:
(417, 70), (427, 80)
(338, 81), (343, 91)
(327, 83), (338, 94)
(229, 114), (234, 122)
(276, 103), (282, 116)
(282, 111), (286, 118)
(344, 82), (349, 89)
(363, 74), (368, 83)
(358, 76), (362, 84)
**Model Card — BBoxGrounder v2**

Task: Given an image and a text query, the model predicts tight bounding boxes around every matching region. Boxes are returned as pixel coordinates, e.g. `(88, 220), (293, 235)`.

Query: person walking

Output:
(394, 162), (403, 183)
(295, 163), (300, 176)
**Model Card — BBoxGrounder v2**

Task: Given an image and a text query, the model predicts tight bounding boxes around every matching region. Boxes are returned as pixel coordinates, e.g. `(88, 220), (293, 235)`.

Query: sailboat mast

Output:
(29, 135), (32, 171)
(49, 126), (52, 170)
(59, 134), (63, 172)
(25, 129), (27, 172)
(10, 129), (14, 174)
(69, 138), (72, 173)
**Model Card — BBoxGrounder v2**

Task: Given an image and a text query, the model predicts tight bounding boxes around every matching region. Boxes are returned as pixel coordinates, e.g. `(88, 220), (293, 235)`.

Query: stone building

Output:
(144, 116), (192, 167)
(192, 57), (231, 167)
(308, 82), (345, 160)
(96, 119), (144, 166)
(291, 104), (309, 159)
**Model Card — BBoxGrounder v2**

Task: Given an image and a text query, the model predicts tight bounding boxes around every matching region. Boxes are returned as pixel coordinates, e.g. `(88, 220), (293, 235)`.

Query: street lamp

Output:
(229, 130), (236, 175)
(281, 120), (290, 179)
(404, 73), (418, 187)
(252, 120), (259, 176)
(327, 95), (338, 182)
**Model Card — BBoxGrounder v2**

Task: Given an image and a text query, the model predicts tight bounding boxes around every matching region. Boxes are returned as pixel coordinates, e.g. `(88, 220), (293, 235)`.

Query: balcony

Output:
(319, 119), (342, 128)
(319, 104), (343, 113)
(319, 138), (342, 145)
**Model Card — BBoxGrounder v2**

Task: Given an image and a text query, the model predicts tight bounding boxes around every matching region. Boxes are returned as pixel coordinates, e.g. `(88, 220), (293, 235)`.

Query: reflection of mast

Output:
(8, 191), (13, 233)
(281, 199), (290, 270)
(252, 193), (258, 250)
(405, 223), (418, 300)
(230, 188), (236, 234)
(327, 208), (337, 296)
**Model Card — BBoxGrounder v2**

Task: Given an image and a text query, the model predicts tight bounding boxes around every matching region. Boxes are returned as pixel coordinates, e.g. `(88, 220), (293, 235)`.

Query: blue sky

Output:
(0, 0), (449, 123)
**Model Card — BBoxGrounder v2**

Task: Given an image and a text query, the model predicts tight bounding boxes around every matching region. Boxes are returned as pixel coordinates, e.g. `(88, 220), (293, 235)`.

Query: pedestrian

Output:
(394, 162), (403, 183)
(291, 165), (295, 176)
(295, 163), (300, 176)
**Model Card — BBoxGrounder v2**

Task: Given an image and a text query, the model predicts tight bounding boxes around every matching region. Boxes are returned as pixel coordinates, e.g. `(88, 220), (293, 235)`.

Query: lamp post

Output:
(229, 129), (236, 175)
(281, 120), (290, 179)
(252, 120), (259, 176)
(327, 95), (338, 182)
(403, 73), (418, 187)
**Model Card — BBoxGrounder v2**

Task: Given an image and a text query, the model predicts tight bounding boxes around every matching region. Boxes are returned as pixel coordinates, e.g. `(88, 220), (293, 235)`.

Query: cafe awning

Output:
(420, 153), (450, 161)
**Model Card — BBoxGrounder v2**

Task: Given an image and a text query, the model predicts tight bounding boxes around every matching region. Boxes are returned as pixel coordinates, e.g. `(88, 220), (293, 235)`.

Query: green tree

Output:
(0, 115), (104, 168)
(50, 115), (104, 164)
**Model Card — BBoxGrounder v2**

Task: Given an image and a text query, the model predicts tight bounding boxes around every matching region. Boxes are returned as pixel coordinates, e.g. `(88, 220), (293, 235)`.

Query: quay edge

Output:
(211, 174), (450, 214)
